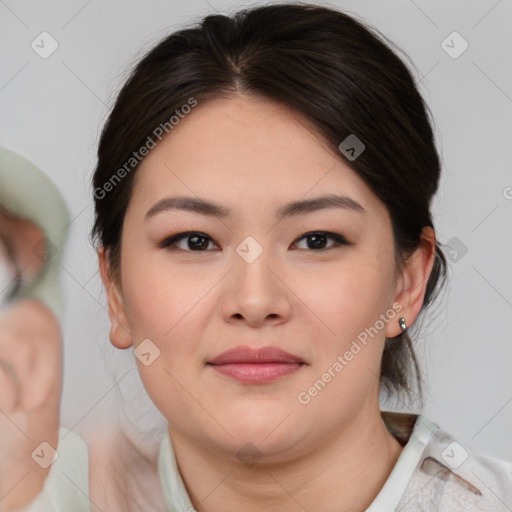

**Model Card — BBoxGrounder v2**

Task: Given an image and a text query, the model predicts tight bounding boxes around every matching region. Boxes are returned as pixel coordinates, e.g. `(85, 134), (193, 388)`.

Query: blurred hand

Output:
(0, 299), (62, 511)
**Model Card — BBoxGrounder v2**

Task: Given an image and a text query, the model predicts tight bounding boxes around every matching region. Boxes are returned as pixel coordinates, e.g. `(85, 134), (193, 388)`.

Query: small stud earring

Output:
(398, 317), (407, 332)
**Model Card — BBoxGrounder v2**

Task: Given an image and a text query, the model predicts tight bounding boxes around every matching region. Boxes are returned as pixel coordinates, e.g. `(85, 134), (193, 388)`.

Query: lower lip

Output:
(209, 362), (303, 383)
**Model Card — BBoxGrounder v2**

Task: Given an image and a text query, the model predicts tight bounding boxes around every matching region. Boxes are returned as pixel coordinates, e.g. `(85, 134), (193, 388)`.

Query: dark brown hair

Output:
(91, 2), (447, 406)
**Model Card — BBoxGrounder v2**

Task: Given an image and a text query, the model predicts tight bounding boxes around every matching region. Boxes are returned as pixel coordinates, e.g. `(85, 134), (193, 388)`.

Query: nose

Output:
(220, 240), (292, 328)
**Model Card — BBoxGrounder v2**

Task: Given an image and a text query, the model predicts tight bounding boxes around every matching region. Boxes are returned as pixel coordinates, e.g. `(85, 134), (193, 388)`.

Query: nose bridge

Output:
(221, 233), (291, 324)
(233, 234), (277, 291)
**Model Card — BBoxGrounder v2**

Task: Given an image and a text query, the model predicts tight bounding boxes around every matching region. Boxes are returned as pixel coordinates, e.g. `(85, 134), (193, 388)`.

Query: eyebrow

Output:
(145, 193), (365, 221)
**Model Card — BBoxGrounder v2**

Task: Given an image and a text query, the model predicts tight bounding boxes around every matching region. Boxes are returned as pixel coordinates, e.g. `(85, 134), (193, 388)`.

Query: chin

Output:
(215, 408), (303, 451)
(213, 430), (303, 467)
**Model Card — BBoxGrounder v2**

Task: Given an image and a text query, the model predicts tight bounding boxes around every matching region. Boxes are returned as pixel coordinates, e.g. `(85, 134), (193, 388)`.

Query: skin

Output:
(99, 94), (436, 511)
(0, 214), (61, 511)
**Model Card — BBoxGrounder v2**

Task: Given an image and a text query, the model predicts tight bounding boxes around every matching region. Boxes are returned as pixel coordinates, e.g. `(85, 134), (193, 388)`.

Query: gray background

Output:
(1, 0), (511, 461)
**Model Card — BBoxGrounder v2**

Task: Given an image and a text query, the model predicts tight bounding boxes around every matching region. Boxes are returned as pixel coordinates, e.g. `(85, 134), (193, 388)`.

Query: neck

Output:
(168, 407), (404, 512)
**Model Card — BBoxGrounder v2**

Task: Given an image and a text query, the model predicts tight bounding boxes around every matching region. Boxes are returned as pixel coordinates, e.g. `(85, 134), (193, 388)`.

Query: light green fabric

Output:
(13, 428), (91, 512)
(0, 147), (70, 321)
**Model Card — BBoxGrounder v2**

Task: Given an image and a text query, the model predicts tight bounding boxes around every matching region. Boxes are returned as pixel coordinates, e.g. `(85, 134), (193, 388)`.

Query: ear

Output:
(385, 226), (437, 338)
(98, 246), (133, 349)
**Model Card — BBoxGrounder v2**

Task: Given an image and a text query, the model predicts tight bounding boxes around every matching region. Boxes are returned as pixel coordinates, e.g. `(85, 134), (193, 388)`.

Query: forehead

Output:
(130, 95), (385, 219)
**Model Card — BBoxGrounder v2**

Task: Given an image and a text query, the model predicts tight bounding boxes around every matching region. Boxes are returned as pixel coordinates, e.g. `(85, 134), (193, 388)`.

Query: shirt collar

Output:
(158, 429), (196, 512)
(366, 413), (439, 511)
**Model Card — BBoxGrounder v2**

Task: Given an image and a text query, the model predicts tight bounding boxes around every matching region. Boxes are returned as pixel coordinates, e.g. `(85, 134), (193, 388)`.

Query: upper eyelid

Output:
(161, 231), (348, 249)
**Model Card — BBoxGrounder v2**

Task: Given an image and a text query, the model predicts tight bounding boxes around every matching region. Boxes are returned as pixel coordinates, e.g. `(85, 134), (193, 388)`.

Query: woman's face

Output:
(102, 95), (420, 460)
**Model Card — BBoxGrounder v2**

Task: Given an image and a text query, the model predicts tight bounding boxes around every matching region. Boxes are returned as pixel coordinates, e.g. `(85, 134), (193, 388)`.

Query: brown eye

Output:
(292, 231), (349, 251)
(160, 232), (219, 251)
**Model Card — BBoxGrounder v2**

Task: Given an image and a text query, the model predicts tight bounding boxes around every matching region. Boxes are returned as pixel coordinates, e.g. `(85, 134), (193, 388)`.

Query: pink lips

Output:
(207, 346), (304, 383)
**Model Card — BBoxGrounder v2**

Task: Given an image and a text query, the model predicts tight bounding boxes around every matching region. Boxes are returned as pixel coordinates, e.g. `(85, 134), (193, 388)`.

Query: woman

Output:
(7, 3), (512, 511)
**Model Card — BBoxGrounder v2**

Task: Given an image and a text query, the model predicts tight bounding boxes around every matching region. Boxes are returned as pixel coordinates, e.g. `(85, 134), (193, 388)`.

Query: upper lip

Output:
(208, 346), (304, 365)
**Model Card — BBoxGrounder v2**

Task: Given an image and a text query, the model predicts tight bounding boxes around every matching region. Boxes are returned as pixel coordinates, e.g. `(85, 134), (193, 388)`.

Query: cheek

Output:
(120, 244), (212, 392)
(122, 265), (207, 423)
(306, 257), (393, 338)
(294, 266), (392, 414)
(296, 253), (395, 402)
(120, 239), (201, 339)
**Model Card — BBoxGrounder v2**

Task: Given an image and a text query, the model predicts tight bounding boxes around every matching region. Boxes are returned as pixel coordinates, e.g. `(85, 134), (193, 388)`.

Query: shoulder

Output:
(21, 427), (91, 512)
(399, 415), (512, 511)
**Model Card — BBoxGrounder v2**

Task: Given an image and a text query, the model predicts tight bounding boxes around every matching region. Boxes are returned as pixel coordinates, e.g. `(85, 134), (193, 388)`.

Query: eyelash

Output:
(159, 231), (351, 252)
